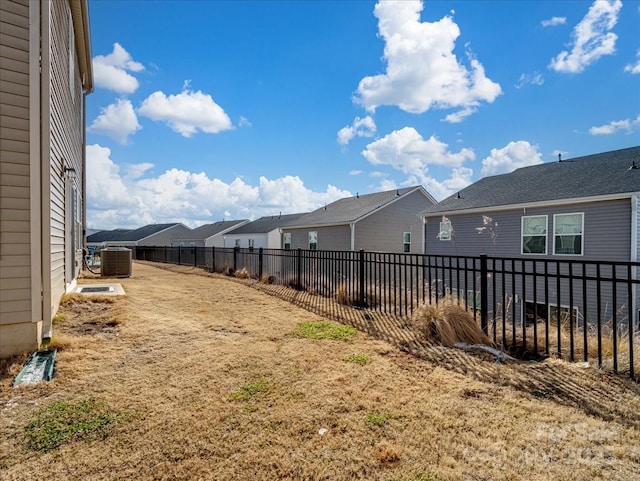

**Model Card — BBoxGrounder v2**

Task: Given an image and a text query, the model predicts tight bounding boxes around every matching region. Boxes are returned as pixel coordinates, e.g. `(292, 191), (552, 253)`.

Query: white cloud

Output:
(589, 115), (640, 135)
(515, 72), (544, 89)
(349, 170), (363, 176)
(541, 16), (566, 28)
(481, 141), (543, 176)
(238, 116), (252, 127)
(138, 88), (233, 137)
(93, 43), (144, 94)
(442, 106), (477, 124)
(624, 49), (640, 74)
(89, 99), (141, 144)
(362, 127), (475, 182)
(354, 0), (501, 118)
(337, 116), (377, 145)
(549, 0), (622, 74)
(86, 144), (350, 229)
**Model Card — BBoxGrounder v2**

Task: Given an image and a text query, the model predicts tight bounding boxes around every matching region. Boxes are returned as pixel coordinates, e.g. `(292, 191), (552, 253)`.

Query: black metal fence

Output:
(134, 246), (640, 380)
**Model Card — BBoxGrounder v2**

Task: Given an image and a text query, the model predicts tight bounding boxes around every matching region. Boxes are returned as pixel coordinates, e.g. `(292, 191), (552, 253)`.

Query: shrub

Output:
(234, 268), (250, 279)
(411, 298), (491, 347)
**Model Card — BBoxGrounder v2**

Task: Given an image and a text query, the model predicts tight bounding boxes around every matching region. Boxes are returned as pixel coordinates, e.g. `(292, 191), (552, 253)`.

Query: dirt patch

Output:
(1, 261), (640, 481)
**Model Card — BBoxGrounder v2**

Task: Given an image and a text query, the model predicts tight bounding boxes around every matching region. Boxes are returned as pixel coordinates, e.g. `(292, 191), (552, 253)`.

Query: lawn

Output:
(1, 261), (639, 480)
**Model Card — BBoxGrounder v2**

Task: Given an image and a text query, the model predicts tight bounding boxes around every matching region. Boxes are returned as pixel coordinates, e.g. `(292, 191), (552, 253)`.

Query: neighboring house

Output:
(421, 146), (640, 327)
(1, 0), (93, 356)
(87, 223), (192, 248)
(171, 220), (249, 248)
(223, 214), (306, 249)
(282, 186), (436, 253)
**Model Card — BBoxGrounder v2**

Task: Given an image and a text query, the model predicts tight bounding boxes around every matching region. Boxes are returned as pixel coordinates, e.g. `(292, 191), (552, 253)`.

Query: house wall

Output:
(223, 233), (269, 249)
(48, 0), (85, 328)
(286, 225), (351, 251)
(137, 225), (192, 246)
(0, 0), (38, 354)
(424, 199), (632, 262)
(267, 229), (281, 249)
(355, 189), (431, 253)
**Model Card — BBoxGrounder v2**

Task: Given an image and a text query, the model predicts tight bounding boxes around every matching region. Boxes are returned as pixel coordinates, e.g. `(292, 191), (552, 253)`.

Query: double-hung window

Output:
(553, 213), (583, 255)
(521, 215), (547, 254)
(438, 219), (452, 241)
(283, 232), (291, 250)
(308, 231), (317, 250)
(403, 232), (411, 253)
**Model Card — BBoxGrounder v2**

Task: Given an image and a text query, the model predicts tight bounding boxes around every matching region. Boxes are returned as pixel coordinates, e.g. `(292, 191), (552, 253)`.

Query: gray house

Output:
(421, 146), (640, 328)
(171, 220), (249, 248)
(282, 186), (436, 253)
(223, 214), (306, 249)
(87, 223), (192, 248)
(1, 0), (93, 356)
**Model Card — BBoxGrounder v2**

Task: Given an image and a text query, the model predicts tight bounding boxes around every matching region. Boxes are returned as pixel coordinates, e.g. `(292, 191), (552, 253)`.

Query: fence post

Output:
(234, 246), (238, 271)
(480, 254), (488, 334)
(211, 246), (216, 273)
(258, 248), (263, 279)
(359, 249), (365, 307)
(296, 248), (302, 290)
(178, 246), (181, 265)
(164, 246), (167, 263)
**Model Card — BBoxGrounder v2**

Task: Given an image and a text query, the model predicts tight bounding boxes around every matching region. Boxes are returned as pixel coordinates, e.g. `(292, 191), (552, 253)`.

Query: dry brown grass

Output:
(411, 298), (492, 347)
(2, 261), (640, 481)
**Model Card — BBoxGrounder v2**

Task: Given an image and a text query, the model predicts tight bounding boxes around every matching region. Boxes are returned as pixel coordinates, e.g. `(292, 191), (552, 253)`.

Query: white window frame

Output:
(521, 215), (548, 255)
(234, 239), (241, 248)
(403, 232), (411, 253)
(523, 301), (582, 328)
(283, 232), (291, 250)
(438, 220), (452, 241)
(248, 238), (255, 249)
(553, 213), (584, 256)
(308, 231), (317, 250)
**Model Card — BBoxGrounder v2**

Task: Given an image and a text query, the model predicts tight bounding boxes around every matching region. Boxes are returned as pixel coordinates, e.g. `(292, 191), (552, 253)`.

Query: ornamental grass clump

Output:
(411, 298), (491, 347)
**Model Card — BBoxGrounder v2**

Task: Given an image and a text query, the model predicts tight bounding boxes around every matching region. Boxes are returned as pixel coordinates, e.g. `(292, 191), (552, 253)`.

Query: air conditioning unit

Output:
(101, 247), (132, 277)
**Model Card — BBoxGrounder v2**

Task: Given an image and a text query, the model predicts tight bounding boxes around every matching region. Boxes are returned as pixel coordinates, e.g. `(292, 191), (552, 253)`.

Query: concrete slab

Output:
(75, 283), (125, 296)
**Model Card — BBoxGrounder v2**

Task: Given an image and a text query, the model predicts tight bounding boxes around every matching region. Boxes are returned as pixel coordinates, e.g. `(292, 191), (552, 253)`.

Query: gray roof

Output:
(87, 223), (184, 242)
(227, 213), (307, 235)
(87, 228), (132, 243)
(286, 186), (432, 228)
(184, 220), (249, 239)
(423, 146), (640, 215)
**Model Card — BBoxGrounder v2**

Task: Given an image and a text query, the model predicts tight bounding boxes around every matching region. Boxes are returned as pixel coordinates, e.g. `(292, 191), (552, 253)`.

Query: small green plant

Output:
(346, 353), (370, 365)
(365, 410), (394, 428)
(293, 321), (357, 341)
(52, 312), (68, 324)
(231, 380), (270, 401)
(24, 398), (121, 452)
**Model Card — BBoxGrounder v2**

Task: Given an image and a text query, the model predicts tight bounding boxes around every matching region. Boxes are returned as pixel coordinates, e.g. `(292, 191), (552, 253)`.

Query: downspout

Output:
(82, 90), (88, 251)
(350, 222), (355, 251)
(29, 0), (43, 340)
(40, 0), (52, 339)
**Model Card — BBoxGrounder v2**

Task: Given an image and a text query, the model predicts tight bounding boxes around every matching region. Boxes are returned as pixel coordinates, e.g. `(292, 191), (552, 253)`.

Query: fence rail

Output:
(134, 246), (640, 380)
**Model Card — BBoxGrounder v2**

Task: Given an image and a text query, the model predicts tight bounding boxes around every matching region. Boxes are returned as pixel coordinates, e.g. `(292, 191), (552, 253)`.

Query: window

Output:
(248, 239), (254, 249)
(522, 215), (547, 254)
(525, 302), (581, 327)
(283, 232), (291, 250)
(403, 232), (411, 253)
(467, 290), (481, 310)
(234, 239), (241, 248)
(308, 231), (317, 250)
(438, 219), (452, 241)
(553, 213), (583, 255)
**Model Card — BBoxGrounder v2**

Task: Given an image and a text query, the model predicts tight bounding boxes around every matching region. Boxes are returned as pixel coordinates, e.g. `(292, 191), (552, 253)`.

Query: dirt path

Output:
(1, 261), (640, 480)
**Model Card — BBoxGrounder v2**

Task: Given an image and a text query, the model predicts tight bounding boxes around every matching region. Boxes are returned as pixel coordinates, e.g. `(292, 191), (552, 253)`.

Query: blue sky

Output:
(85, 0), (640, 229)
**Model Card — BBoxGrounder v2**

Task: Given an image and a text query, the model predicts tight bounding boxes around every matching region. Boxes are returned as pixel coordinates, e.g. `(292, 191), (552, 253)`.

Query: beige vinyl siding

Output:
(47, 0), (84, 312)
(355, 189), (431, 253)
(286, 225), (351, 251)
(0, 0), (31, 326)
